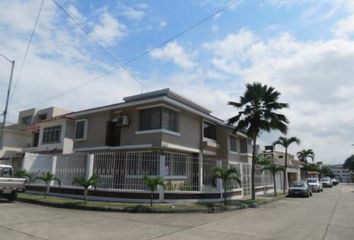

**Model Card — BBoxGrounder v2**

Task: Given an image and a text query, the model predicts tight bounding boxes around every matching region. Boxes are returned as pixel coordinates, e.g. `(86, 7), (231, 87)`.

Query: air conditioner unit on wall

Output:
(115, 115), (129, 126)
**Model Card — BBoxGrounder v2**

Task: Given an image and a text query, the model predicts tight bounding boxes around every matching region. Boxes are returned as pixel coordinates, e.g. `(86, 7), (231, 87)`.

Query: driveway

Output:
(1, 184), (353, 240)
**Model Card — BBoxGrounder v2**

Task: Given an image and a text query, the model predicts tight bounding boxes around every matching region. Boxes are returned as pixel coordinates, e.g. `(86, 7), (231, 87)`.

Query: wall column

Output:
(50, 155), (57, 186)
(159, 154), (166, 202)
(86, 153), (94, 180)
(216, 160), (223, 201)
(199, 153), (203, 191)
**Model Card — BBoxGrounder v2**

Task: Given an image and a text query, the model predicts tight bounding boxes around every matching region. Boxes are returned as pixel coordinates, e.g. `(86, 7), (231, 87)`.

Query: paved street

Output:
(1, 184), (353, 240)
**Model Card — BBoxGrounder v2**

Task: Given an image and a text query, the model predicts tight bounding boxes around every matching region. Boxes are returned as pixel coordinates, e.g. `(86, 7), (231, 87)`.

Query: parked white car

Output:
(306, 178), (323, 192)
(0, 165), (26, 201)
(320, 177), (333, 188)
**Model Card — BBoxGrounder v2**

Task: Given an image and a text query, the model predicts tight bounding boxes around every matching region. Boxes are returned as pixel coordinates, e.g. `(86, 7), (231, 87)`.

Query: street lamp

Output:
(0, 53), (15, 149)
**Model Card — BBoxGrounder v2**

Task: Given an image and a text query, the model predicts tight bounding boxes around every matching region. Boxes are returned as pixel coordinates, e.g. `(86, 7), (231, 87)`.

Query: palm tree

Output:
(212, 167), (241, 205)
(72, 175), (100, 204)
(36, 171), (61, 198)
(228, 82), (289, 200)
(297, 149), (315, 163)
(273, 136), (301, 193)
(261, 163), (284, 196)
(143, 176), (165, 207)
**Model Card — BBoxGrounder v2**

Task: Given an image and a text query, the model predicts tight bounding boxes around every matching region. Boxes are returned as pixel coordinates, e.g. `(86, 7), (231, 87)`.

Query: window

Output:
(139, 107), (178, 132)
(162, 108), (178, 132)
(75, 120), (87, 140)
(203, 122), (216, 140)
(42, 125), (61, 143)
(37, 114), (47, 121)
(0, 167), (12, 177)
(230, 136), (237, 152)
(240, 138), (248, 153)
(126, 152), (158, 176)
(21, 116), (32, 125)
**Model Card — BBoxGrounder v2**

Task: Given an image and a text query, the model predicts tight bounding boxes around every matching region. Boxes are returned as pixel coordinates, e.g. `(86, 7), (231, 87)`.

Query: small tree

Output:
(143, 176), (165, 207)
(261, 164), (284, 196)
(15, 170), (37, 183)
(212, 167), (241, 205)
(72, 175), (100, 204)
(36, 172), (61, 198)
(344, 155), (354, 172)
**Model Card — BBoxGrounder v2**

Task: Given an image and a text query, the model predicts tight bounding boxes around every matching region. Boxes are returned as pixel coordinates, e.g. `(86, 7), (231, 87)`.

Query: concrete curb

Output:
(16, 195), (286, 214)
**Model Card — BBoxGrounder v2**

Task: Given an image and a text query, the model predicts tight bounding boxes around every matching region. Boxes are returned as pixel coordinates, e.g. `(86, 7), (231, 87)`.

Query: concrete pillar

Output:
(159, 154), (166, 202)
(86, 154), (94, 180)
(216, 160), (223, 201)
(239, 163), (244, 196)
(50, 155), (57, 186)
(199, 153), (203, 191)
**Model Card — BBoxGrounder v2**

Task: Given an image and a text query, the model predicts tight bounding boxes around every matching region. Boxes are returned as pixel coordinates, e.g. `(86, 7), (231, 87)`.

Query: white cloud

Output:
(150, 42), (195, 68)
(121, 6), (145, 21)
(203, 28), (354, 164)
(90, 11), (126, 46)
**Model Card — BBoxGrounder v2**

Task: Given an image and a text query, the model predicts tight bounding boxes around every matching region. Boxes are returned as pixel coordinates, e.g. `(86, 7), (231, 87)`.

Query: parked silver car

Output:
(306, 178), (323, 192)
(288, 181), (312, 198)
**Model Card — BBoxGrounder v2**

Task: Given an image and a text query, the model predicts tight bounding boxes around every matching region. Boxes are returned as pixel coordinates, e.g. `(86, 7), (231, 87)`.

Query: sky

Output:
(1, 0), (354, 164)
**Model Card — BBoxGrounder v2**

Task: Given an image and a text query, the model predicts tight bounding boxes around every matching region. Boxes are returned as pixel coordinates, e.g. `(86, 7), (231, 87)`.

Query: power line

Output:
(10, 0), (45, 103)
(50, 0), (146, 90)
(14, 0), (240, 110)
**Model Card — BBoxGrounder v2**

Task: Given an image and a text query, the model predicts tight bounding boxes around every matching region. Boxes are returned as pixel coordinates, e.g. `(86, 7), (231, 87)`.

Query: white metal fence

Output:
(22, 151), (280, 197)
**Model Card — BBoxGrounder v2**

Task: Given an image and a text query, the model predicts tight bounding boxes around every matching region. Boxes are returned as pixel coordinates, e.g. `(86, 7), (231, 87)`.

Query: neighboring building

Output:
(261, 149), (303, 184)
(327, 164), (353, 183)
(67, 89), (252, 163)
(0, 107), (73, 158)
(22, 107), (74, 154)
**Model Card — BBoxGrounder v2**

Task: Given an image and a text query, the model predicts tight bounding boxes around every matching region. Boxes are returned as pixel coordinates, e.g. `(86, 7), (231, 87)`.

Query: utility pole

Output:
(0, 53), (15, 149)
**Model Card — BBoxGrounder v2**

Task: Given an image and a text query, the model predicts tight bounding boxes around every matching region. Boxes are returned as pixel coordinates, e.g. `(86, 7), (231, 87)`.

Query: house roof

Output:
(25, 114), (74, 131)
(67, 88), (226, 124)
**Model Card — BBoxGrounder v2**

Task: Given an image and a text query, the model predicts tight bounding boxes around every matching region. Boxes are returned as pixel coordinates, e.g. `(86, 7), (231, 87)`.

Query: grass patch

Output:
(17, 192), (285, 213)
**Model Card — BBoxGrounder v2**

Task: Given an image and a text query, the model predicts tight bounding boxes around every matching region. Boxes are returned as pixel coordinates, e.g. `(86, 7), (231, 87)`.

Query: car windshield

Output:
(0, 167), (13, 177)
(307, 179), (317, 183)
(292, 182), (305, 187)
(321, 178), (329, 181)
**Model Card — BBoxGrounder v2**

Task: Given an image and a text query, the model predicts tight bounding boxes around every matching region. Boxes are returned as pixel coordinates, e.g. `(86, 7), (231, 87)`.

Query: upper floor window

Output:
(240, 138), (248, 153)
(75, 119), (87, 140)
(203, 122), (216, 140)
(139, 107), (178, 132)
(230, 136), (237, 152)
(37, 114), (47, 121)
(42, 125), (61, 144)
(21, 116), (32, 125)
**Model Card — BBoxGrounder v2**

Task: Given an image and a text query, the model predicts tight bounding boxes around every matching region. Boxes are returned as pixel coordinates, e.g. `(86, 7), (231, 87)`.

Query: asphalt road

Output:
(1, 184), (353, 240)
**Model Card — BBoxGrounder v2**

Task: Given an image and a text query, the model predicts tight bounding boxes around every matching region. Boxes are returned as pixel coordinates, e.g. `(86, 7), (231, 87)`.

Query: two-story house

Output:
(67, 89), (251, 163)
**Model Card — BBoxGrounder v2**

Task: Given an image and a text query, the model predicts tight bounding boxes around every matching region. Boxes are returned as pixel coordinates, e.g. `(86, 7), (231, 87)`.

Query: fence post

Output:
(86, 154), (94, 180)
(50, 155), (57, 186)
(159, 154), (166, 202)
(216, 160), (223, 201)
(199, 153), (203, 191)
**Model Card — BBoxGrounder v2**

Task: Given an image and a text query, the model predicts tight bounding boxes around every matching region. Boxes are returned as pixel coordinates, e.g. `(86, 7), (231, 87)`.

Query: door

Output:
(105, 121), (121, 146)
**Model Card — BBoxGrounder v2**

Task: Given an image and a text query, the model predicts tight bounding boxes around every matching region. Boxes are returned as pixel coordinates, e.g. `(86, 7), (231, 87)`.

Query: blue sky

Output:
(1, 0), (354, 164)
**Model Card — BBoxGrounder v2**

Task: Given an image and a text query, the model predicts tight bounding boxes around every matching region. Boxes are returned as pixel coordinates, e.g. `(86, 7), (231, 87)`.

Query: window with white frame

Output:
(125, 152), (159, 176)
(42, 125), (61, 144)
(75, 119), (87, 140)
(139, 107), (178, 132)
(165, 153), (187, 176)
(230, 136), (237, 152)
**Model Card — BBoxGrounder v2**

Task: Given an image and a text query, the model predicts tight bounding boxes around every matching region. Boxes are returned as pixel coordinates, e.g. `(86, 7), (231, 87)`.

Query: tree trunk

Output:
(273, 173), (277, 196)
(84, 188), (88, 204)
(45, 182), (50, 199)
(283, 148), (288, 194)
(251, 134), (257, 200)
(224, 180), (227, 205)
(150, 191), (153, 207)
